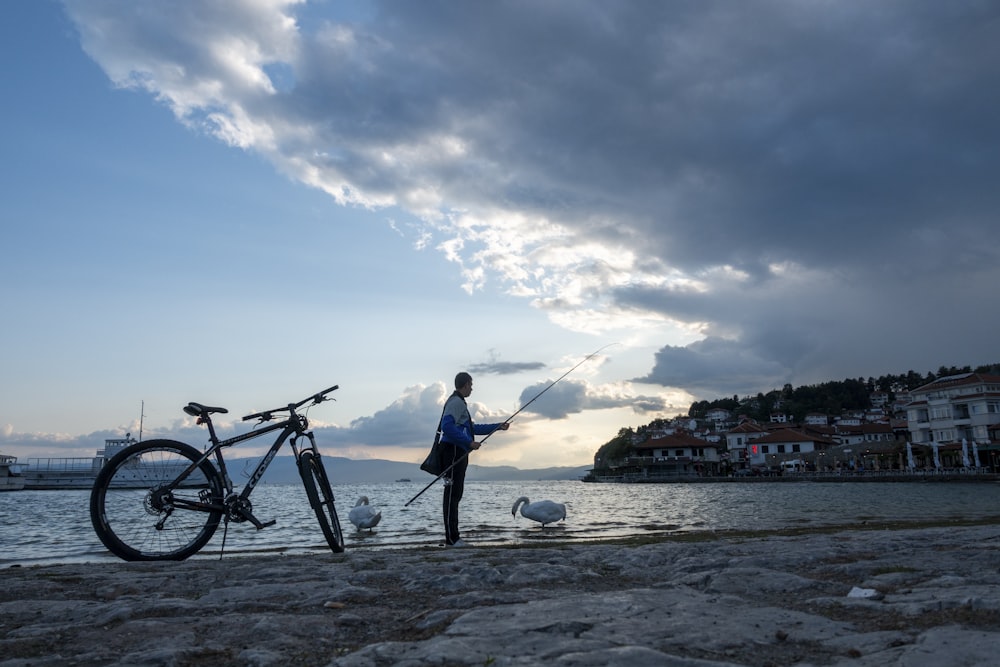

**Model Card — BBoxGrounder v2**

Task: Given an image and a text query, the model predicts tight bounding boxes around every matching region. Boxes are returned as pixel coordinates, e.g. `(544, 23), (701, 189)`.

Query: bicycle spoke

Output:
(91, 440), (224, 561)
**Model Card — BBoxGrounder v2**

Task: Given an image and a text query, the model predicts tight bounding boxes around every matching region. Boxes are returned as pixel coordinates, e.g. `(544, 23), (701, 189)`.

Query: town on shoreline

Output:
(589, 370), (1000, 483)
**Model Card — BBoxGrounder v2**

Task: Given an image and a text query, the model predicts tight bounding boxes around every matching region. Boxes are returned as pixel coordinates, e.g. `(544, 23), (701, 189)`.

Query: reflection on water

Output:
(4, 479), (1000, 566)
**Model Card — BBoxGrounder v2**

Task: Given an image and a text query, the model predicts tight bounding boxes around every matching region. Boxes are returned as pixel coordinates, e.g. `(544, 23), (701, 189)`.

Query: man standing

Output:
(440, 372), (509, 547)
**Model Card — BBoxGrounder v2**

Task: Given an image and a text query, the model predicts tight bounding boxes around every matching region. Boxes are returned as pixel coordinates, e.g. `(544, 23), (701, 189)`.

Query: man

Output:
(439, 371), (509, 547)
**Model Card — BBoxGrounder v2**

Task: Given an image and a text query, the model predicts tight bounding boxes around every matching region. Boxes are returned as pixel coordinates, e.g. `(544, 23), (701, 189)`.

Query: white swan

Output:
(511, 496), (566, 527)
(348, 496), (382, 531)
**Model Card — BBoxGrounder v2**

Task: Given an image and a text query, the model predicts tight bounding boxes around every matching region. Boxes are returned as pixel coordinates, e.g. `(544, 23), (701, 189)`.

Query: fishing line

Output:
(404, 343), (618, 507)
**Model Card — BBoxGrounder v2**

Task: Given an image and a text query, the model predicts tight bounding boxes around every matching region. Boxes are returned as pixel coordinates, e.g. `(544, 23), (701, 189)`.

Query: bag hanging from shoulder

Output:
(420, 401), (449, 476)
(420, 433), (445, 476)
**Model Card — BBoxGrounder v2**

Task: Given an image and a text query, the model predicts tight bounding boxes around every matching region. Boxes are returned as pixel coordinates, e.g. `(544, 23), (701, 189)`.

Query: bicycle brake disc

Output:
(144, 486), (173, 516)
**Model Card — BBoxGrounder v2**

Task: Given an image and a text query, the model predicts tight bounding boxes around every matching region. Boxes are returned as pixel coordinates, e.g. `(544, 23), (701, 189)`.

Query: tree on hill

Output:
(592, 427), (634, 466)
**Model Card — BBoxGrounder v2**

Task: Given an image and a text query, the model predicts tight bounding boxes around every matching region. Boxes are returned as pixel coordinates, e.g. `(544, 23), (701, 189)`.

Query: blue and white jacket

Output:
(440, 392), (504, 453)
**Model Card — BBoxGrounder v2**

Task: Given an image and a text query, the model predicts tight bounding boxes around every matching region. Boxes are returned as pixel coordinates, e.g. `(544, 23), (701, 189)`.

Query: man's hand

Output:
(471, 441), (482, 450)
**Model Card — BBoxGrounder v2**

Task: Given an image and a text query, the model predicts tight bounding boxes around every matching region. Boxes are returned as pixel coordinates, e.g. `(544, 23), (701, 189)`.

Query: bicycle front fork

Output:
(290, 432), (319, 460)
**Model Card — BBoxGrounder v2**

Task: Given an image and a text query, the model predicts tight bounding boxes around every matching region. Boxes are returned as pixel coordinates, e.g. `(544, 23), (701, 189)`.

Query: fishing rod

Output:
(404, 343), (617, 507)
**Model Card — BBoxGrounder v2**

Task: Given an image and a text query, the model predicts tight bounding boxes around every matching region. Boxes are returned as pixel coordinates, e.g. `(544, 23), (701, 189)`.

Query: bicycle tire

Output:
(298, 450), (345, 553)
(90, 439), (225, 561)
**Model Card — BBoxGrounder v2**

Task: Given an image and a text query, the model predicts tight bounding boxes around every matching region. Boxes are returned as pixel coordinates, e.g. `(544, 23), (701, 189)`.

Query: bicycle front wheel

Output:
(90, 439), (225, 561)
(298, 450), (345, 553)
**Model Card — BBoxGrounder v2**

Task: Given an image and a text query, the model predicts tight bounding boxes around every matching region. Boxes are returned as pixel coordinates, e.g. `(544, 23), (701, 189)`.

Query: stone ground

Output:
(3, 521), (1000, 666)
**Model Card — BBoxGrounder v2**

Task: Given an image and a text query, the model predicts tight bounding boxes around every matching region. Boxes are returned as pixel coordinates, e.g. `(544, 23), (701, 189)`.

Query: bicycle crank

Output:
(224, 496), (276, 530)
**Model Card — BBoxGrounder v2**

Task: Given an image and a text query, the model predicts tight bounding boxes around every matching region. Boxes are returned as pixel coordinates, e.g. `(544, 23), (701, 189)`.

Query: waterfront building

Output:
(832, 422), (895, 447)
(725, 421), (769, 470)
(905, 372), (1000, 468)
(906, 372), (1000, 444)
(751, 428), (835, 469)
(614, 432), (722, 479)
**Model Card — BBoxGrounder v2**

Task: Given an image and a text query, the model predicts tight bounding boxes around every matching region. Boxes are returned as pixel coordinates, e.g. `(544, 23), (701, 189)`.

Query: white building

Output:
(750, 428), (835, 467)
(725, 421), (769, 467)
(906, 373), (1000, 445)
(870, 392), (890, 408)
(804, 413), (829, 426)
(834, 422), (895, 447)
(706, 408), (732, 423)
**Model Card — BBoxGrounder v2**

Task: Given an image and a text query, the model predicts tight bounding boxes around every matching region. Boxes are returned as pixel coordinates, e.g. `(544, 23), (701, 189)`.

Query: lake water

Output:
(4, 479), (1000, 566)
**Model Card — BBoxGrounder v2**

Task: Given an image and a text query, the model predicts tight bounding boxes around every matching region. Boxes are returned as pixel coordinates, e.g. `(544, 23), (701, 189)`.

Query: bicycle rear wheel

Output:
(90, 439), (225, 561)
(298, 450), (345, 553)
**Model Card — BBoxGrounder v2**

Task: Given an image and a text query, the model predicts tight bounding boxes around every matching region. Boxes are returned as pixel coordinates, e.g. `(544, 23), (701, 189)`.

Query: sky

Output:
(2, 1), (999, 469)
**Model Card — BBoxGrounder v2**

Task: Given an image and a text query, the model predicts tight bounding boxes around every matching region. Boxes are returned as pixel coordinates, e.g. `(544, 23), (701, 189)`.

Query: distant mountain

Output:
(244, 455), (591, 485)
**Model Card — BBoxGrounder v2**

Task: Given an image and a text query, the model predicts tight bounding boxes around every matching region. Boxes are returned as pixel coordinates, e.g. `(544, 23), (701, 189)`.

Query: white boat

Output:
(0, 453), (25, 492)
(23, 436), (137, 490)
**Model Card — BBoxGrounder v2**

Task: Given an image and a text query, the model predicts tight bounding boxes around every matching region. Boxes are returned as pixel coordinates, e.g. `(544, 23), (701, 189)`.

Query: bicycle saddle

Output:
(183, 402), (229, 417)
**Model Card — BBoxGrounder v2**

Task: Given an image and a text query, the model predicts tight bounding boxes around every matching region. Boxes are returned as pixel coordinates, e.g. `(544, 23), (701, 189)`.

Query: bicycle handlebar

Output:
(242, 385), (339, 422)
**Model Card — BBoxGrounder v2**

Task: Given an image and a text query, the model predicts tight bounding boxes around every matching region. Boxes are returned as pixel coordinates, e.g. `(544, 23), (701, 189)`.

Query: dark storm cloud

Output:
(308, 0), (1000, 273)
(634, 336), (789, 398)
(66, 0), (1000, 399)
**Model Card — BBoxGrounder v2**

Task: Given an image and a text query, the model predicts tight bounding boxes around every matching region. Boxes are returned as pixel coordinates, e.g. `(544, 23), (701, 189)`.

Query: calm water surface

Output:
(3, 480), (1000, 566)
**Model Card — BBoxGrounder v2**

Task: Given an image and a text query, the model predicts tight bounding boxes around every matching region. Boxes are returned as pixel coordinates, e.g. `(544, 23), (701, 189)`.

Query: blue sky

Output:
(2, 1), (999, 468)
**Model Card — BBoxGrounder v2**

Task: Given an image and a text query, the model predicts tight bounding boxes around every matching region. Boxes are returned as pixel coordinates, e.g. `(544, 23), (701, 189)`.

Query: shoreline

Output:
(4, 520), (1000, 666)
(586, 471), (1000, 484)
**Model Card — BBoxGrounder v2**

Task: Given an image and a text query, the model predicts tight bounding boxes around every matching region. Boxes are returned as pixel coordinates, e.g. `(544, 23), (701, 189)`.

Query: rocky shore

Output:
(3, 521), (1000, 666)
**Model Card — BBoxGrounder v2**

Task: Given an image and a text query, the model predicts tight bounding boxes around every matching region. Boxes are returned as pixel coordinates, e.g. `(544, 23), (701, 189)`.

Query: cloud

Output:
(634, 337), (789, 398)
(466, 349), (546, 375)
(334, 383), (445, 447)
(63, 1), (1000, 397)
(516, 379), (674, 420)
(0, 419), (211, 459)
(467, 361), (546, 375)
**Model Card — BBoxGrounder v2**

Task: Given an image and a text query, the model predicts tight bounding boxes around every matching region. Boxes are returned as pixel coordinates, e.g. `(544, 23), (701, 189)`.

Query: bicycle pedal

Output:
(258, 519), (277, 529)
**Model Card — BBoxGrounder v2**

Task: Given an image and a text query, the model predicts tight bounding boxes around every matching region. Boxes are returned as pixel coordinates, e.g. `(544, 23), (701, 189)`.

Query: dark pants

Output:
(442, 442), (468, 545)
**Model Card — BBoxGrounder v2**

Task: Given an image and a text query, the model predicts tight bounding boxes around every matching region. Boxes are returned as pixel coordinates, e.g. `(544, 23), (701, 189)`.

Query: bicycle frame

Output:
(163, 396), (327, 521)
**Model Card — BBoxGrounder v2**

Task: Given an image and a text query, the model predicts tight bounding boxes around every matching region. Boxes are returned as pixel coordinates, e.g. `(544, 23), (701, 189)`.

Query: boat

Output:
(0, 453), (25, 492)
(396, 478), (411, 483)
(23, 435), (137, 490)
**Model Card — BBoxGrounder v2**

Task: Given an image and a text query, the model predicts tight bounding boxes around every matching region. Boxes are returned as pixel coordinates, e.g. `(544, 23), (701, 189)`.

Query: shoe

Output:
(448, 539), (470, 548)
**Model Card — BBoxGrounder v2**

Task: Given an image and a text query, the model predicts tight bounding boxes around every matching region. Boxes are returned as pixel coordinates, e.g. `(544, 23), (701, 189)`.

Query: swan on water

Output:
(511, 496), (566, 527)
(348, 496), (382, 531)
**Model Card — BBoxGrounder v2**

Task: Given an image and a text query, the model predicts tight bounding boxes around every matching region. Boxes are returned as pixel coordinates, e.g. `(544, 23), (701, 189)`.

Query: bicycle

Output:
(90, 385), (345, 561)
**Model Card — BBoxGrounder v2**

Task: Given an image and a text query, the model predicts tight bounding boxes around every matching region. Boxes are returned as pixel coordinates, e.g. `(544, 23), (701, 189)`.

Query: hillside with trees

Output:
(687, 363), (1000, 424)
